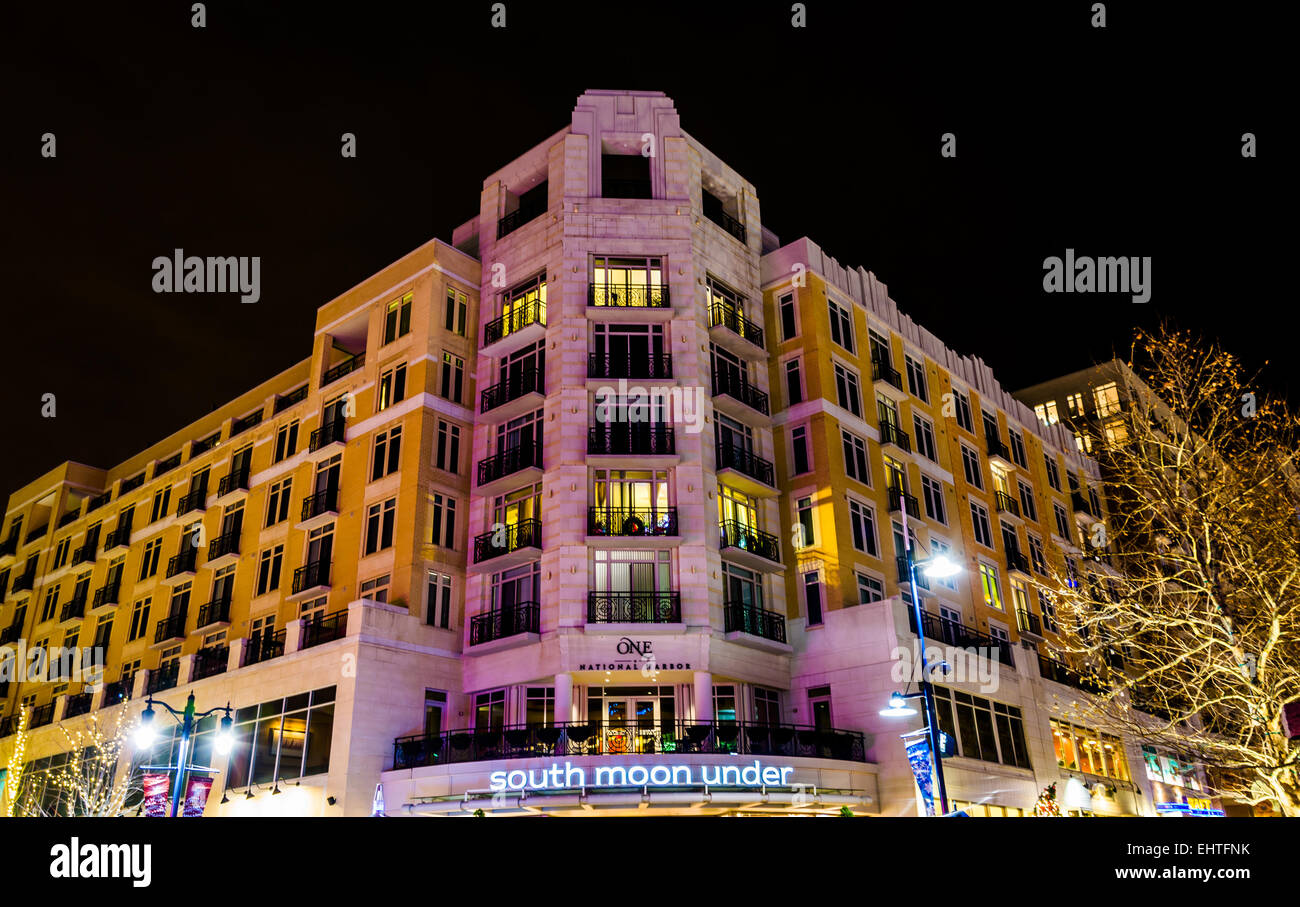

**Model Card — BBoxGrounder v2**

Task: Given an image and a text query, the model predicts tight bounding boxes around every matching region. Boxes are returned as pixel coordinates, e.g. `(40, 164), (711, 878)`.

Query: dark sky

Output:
(0, 1), (1286, 489)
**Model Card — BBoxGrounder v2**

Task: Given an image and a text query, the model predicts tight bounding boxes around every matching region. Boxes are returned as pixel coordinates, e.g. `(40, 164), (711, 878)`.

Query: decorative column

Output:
(554, 672), (572, 724)
(693, 671), (713, 723)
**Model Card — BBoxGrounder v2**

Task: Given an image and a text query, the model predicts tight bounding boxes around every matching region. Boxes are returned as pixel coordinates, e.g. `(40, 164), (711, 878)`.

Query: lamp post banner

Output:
(182, 776), (213, 817)
(142, 773), (171, 818)
(905, 738), (935, 817)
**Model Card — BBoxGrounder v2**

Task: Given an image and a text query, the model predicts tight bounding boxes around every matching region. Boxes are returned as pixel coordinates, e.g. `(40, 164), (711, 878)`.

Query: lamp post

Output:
(134, 691), (234, 818)
(880, 492), (961, 815)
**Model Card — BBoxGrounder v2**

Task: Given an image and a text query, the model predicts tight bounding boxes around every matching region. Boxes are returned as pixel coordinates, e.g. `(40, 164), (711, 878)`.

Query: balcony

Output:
(301, 609), (348, 649)
(217, 467), (251, 500)
(473, 519), (542, 566)
(275, 384), (309, 413)
(711, 369), (770, 421)
(483, 300), (546, 352)
(299, 487), (340, 528)
(587, 425), (677, 458)
(71, 540), (97, 566)
(871, 358), (905, 394)
(103, 522), (132, 552)
(0, 624), (21, 645)
(207, 529), (241, 567)
(196, 594), (232, 631)
(92, 579), (122, 610)
(705, 205), (747, 244)
(174, 486), (207, 518)
(496, 194), (547, 239)
(588, 282), (670, 309)
(322, 353), (364, 387)
(1071, 491), (1101, 524)
(30, 703), (56, 729)
(1038, 656), (1108, 695)
(0, 534), (18, 558)
(58, 508), (81, 528)
(12, 569), (37, 594)
(59, 592), (88, 624)
(715, 444), (776, 496)
(308, 418), (346, 454)
(244, 629), (286, 666)
(878, 421), (912, 454)
(476, 444), (542, 493)
(994, 490), (1021, 519)
(164, 547), (198, 583)
(1006, 549), (1033, 577)
(988, 438), (1016, 471)
(587, 591), (681, 624)
(587, 353), (674, 381)
(25, 523), (49, 544)
(707, 303), (765, 356)
(719, 520), (782, 571)
(291, 560), (331, 597)
(887, 487), (920, 516)
(392, 719), (867, 771)
(100, 678), (132, 707)
(908, 609), (1015, 668)
(587, 507), (678, 539)
(896, 556), (933, 592)
(469, 601), (540, 647)
(1016, 607), (1043, 638)
(62, 691), (93, 719)
(480, 365), (544, 417)
(153, 613), (187, 646)
(191, 646), (229, 681)
(723, 601), (788, 644)
(145, 662), (180, 695)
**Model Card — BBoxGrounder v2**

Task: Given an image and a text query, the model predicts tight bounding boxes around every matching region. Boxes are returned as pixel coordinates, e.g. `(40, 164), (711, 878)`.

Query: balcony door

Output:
(715, 413), (754, 457)
(591, 256), (663, 307)
(593, 550), (671, 596)
(496, 410), (542, 460)
(595, 391), (666, 447)
(592, 323), (665, 377)
(723, 562), (764, 610)
(490, 562), (540, 613)
(593, 469), (670, 527)
(500, 341), (544, 394)
(231, 444), (253, 477)
(306, 524), (333, 569)
(710, 344), (746, 395)
(883, 456), (907, 495)
(493, 484), (541, 528)
(220, 503), (243, 540)
(314, 457), (341, 499)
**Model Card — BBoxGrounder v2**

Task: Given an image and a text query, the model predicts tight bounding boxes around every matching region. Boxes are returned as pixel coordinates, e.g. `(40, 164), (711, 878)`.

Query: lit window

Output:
(1093, 382), (1120, 417)
(1034, 401), (1059, 426)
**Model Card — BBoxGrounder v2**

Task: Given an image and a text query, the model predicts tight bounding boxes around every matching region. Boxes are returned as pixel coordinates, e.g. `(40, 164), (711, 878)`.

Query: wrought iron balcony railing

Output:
(12, 568), (37, 593)
(104, 521), (133, 550)
(244, 629), (286, 667)
(275, 383), (309, 412)
(1038, 656), (1108, 695)
(154, 613), (187, 645)
(100, 678), (132, 707)
(588, 282), (670, 308)
(718, 520), (781, 563)
(166, 547), (198, 578)
(887, 486), (919, 515)
(63, 691), (93, 719)
(708, 302), (764, 350)
(711, 369), (770, 416)
(393, 719), (866, 771)
(496, 196), (547, 238)
(1071, 490), (1094, 516)
(322, 354), (364, 386)
(191, 646), (229, 681)
(301, 610), (348, 649)
(895, 556), (932, 589)
(175, 486), (207, 518)
(218, 467), (251, 497)
(473, 519), (542, 563)
(908, 608), (1015, 667)
(71, 541), (97, 566)
(208, 529), (240, 561)
(715, 443), (774, 487)
(301, 486), (339, 522)
(878, 420), (912, 452)
(477, 444), (542, 487)
(484, 300), (546, 346)
(197, 594), (232, 629)
(587, 507), (678, 538)
(469, 601), (540, 646)
(292, 560), (331, 595)
(480, 365), (544, 413)
(705, 206), (747, 243)
(1006, 549), (1032, 574)
(988, 438), (1013, 463)
(588, 425), (677, 456)
(30, 703), (56, 728)
(0, 534), (18, 558)
(587, 591), (681, 624)
(587, 353), (674, 380)
(92, 579), (122, 609)
(145, 661), (180, 695)
(60, 593), (88, 623)
(994, 490), (1020, 517)
(871, 358), (905, 392)
(1016, 607), (1042, 636)
(309, 418), (345, 452)
(723, 601), (787, 643)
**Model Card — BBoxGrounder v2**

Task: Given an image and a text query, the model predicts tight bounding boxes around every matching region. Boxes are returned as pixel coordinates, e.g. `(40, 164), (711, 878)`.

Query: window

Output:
(1034, 400), (1059, 425)
(1053, 720), (1130, 780)
(868, 330), (890, 368)
(913, 415), (937, 462)
(1028, 534), (1047, 575)
(834, 363), (862, 417)
(930, 538), (959, 590)
(41, 585), (60, 623)
(981, 410), (1000, 447)
(971, 501), (993, 548)
(424, 690), (447, 737)
(828, 298), (854, 352)
(274, 422), (299, 463)
(784, 358), (803, 406)
(364, 498), (397, 555)
(225, 686), (336, 788)
(791, 426), (810, 475)
(779, 293), (797, 340)
(110, 594), (147, 646)
(265, 478), (292, 527)
(979, 563), (1003, 610)
(372, 426), (402, 480)
(1018, 481), (1037, 522)
(848, 499), (879, 556)
(1008, 430), (1027, 468)
(1104, 419), (1129, 447)
(445, 287), (468, 336)
(932, 687), (1031, 769)
(139, 538), (163, 581)
(954, 391), (973, 432)
(754, 687), (781, 725)
(380, 361), (408, 410)
(1074, 431), (1093, 454)
(803, 571), (823, 626)
(1043, 454), (1061, 490)
(52, 537), (71, 570)
(435, 421), (461, 473)
(1054, 502), (1071, 540)
(384, 292), (413, 344)
(841, 431), (870, 485)
(1038, 590), (1057, 633)
(921, 475), (946, 524)
(359, 574), (390, 604)
(150, 486), (172, 523)
(905, 355), (928, 402)
(1065, 392), (1085, 417)
(1089, 487), (1102, 518)
(960, 444), (983, 490)
(856, 572), (885, 605)
(256, 546), (284, 596)
(794, 496), (815, 549)
(431, 493), (457, 548)
(474, 690), (507, 731)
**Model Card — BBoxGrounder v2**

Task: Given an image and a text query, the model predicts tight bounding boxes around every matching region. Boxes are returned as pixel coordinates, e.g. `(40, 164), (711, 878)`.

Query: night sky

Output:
(1, 1), (1285, 489)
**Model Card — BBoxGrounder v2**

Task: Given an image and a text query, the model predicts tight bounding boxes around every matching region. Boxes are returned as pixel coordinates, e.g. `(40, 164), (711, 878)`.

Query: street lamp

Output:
(881, 491), (963, 815)
(132, 691), (234, 818)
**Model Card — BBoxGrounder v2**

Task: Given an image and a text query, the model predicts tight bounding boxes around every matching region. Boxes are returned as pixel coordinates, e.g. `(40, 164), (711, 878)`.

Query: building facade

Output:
(0, 91), (1216, 817)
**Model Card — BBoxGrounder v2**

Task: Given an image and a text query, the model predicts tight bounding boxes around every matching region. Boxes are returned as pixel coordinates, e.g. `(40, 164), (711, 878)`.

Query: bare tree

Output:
(1046, 325), (1300, 815)
(22, 710), (140, 817)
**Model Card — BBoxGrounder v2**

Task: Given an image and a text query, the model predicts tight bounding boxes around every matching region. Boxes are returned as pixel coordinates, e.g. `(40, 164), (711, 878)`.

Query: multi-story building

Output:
(0, 91), (1218, 817)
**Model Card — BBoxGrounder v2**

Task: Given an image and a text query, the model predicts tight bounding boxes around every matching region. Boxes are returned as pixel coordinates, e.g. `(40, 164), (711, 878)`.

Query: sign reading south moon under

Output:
(489, 760), (796, 792)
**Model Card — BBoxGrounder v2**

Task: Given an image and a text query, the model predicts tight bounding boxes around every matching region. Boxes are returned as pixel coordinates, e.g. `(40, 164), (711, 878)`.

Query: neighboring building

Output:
(0, 91), (1213, 817)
